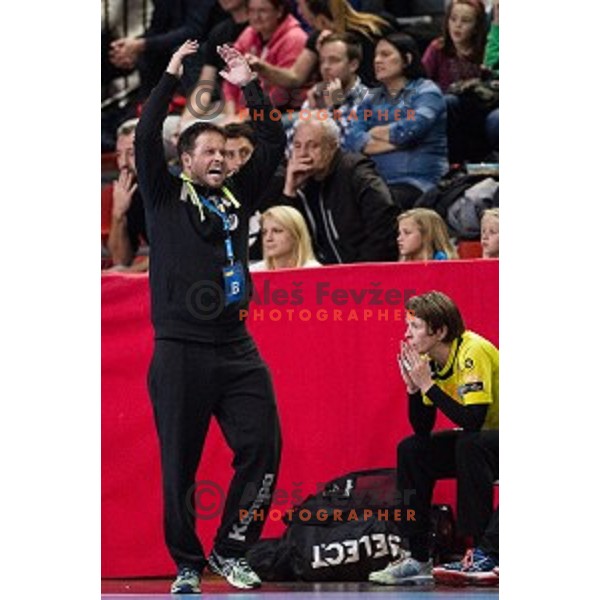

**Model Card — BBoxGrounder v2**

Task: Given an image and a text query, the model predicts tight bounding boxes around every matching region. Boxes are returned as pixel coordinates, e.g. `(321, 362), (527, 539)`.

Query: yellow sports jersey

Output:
(423, 330), (499, 430)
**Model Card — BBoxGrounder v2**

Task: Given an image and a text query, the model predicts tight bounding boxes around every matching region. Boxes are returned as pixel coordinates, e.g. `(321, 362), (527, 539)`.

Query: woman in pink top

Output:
(222, 0), (309, 118)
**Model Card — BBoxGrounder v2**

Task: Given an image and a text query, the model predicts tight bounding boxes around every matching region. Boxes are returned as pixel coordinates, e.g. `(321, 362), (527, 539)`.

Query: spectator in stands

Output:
(480, 208), (498, 259)
(397, 208), (456, 262)
(369, 290), (499, 586)
(345, 33), (448, 211)
(248, 0), (393, 90)
(421, 0), (494, 164)
(421, 0), (487, 94)
(250, 205), (321, 270)
(181, 0), (250, 126)
(281, 113), (398, 264)
(484, 0), (499, 155)
(223, 123), (263, 258)
(287, 32), (368, 152)
(107, 118), (149, 271)
(108, 0), (221, 99)
(224, 122), (257, 174)
(221, 0), (309, 119)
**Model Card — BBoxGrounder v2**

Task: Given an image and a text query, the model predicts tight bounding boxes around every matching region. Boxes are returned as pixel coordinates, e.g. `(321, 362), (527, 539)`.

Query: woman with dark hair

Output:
(422, 0), (488, 93)
(345, 33), (448, 211)
(247, 0), (394, 90)
(221, 0), (308, 117)
(422, 0), (496, 164)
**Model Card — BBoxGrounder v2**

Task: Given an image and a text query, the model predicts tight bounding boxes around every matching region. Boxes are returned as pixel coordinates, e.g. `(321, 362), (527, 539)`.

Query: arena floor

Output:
(101, 574), (499, 598)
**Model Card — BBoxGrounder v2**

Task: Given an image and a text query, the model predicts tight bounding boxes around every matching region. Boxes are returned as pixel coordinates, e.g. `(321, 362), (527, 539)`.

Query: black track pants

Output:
(396, 429), (499, 557)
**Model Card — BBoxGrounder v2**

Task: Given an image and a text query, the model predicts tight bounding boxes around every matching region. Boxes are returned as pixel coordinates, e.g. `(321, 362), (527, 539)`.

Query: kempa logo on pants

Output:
(311, 533), (403, 570)
(228, 473), (275, 542)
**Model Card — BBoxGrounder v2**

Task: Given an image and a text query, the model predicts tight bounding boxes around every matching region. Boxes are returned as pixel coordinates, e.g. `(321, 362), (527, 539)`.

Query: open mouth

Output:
(207, 167), (223, 176)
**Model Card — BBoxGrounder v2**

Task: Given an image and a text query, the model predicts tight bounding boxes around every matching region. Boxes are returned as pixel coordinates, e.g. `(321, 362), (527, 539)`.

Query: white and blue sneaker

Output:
(433, 547), (498, 586)
(208, 551), (261, 589)
(369, 551), (433, 585)
(170, 566), (201, 594)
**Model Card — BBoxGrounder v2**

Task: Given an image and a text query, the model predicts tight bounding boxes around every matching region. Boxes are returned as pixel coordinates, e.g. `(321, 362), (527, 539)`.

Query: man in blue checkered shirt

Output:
(285, 32), (369, 155)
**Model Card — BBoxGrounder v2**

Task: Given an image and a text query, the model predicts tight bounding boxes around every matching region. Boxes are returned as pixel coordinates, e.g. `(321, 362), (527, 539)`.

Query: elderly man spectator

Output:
(281, 113), (399, 264)
(107, 119), (148, 270)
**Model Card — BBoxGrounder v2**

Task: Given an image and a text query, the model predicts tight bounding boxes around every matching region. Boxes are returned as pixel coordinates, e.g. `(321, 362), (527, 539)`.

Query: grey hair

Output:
(296, 111), (341, 146)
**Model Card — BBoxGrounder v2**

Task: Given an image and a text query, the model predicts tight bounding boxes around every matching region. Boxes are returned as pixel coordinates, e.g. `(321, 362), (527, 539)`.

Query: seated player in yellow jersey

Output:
(369, 291), (499, 587)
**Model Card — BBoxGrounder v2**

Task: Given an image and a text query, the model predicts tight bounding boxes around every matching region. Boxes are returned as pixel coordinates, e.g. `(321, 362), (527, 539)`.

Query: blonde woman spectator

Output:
(397, 208), (457, 262)
(250, 206), (321, 270)
(480, 208), (499, 258)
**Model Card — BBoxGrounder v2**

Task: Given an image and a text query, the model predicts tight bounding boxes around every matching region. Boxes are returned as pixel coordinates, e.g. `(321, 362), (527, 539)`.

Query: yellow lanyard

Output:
(180, 174), (240, 222)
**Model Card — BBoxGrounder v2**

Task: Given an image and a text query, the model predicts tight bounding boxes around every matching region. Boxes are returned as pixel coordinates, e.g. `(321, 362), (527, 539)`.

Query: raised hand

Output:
(166, 40), (199, 78)
(112, 170), (138, 219)
(217, 44), (256, 87)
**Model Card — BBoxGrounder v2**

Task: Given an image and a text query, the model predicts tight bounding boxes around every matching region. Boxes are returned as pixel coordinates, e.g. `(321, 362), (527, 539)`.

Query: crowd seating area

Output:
(101, 0), (499, 271)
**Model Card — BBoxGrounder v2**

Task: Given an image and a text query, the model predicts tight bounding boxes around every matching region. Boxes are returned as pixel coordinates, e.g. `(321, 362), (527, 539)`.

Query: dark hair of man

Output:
(117, 124), (137, 138)
(319, 32), (363, 64)
(380, 32), (426, 80)
(223, 122), (257, 147)
(406, 291), (465, 343)
(177, 122), (226, 158)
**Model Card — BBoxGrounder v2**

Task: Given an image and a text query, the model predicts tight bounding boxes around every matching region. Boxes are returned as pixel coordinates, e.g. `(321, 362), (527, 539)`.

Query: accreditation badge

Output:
(222, 261), (245, 306)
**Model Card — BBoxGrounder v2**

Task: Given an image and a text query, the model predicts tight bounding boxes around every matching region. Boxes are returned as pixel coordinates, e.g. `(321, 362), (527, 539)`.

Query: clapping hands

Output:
(218, 44), (256, 87)
(166, 40), (199, 77)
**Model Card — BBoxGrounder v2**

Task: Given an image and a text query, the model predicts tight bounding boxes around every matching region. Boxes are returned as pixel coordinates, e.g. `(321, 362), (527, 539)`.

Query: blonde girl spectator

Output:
(250, 205), (321, 270)
(397, 208), (457, 262)
(480, 208), (499, 258)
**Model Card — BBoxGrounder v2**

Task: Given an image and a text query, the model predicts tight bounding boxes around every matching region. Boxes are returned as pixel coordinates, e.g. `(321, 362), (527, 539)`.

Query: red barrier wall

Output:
(101, 260), (499, 577)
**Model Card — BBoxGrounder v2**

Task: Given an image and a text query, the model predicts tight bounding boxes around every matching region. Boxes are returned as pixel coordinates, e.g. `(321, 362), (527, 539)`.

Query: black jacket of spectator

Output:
(280, 150), (399, 264)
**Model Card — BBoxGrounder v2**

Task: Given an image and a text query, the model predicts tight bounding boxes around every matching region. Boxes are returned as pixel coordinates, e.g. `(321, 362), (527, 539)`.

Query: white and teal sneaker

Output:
(170, 566), (201, 594)
(208, 551), (261, 589)
(369, 551), (433, 585)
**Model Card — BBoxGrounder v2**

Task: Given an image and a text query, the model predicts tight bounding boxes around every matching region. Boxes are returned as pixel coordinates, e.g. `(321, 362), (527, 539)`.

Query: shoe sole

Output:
(170, 584), (201, 594)
(470, 573), (499, 587)
(370, 575), (433, 586)
(433, 570), (498, 587)
(433, 570), (470, 587)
